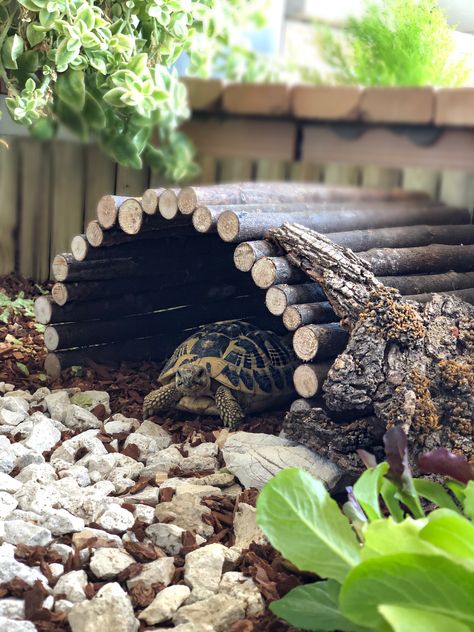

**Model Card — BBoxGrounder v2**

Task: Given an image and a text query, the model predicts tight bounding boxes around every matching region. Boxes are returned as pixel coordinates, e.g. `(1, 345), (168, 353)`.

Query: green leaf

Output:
(380, 479), (404, 522)
(55, 38), (80, 68)
(420, 510), (474, 563)
(27, 23), (47, 47)
(463, 481), (474, 520)
(30, 118), (56, 140)
(378, 605), (470, 632)
(413, 478), (461, 513)
(103, 87), (128, 108)
(256, 469), (361, 582)
(340, 553), (474, 629)
(353, 462), (388, 521)
(16, 362), (29, 376)
(55, 100), (88, 140)
(362, 517), (438, 559)
(2, 35), (24, 70)
(270, 580), (368, 632)
(55, 70), (85, 112)
(83, 91), (106, 130)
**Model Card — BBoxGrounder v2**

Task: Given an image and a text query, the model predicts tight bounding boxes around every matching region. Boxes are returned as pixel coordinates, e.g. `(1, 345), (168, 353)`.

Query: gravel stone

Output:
(143, 446), (183, 475)
(0, 598), (24, 619)
(71, 391), (111, 415)
(184, 544), (228, 601)
(22, 413), (62, 453)
(233, 503), (266, 549)
(4, 520), (52, 546)
(56, 464), (91, 487)
(0, 437), (15, 474)
(126, 557), (175, 589)
(53, 570), (88, 603)
(42, 508), (85, 535)
(219, 572), (265, 616)
(121, 486), (159, 505)
(0, 491), (18, 518)
(103, 415), (140, 434)
(90, 548), (135, 580)
(178, 455), (218, 473)
(123, 433), (161, 462)
(160, 479), (221, 498)
(139, 585), (190, 625)
(64, 405), (102, 431)
(187, 442), (218, 458)
(11, 443), (45, 470)
(68, 582), (138, 632)
(50, 543), (73, 563)
(50, 430), (107, 466)
(0, 543), (48, 586)
(173, 594), (245, 631)
(45, 391), (70, 422)
(54, 599), (73, 614)
(145, 523), (186, 555)
(15, 463), (57, 484)
(49, 563), (64, 580)
(0, 397), (28, 426)
(96, 504), (134, 533)
(0, 618), (37, 631)
(72, 528), (123, 549)
(135, 420), (172, 448)
(132, 504), (155, 524)
(155, 492), (213, 538)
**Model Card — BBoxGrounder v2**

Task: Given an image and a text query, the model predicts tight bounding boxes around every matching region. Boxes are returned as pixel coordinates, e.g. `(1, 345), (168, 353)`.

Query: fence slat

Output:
(289, 162), (321, 182)
(0, 138), (18, 275)
(255, 159), (288, 181)
(115, 165), (149, 196)
(219, 157), (253, 183)
(323, 164), (360, 186)
(402, 168), (439, 199)
(439, 171), (474, 211)
(362, 166), (401, 188)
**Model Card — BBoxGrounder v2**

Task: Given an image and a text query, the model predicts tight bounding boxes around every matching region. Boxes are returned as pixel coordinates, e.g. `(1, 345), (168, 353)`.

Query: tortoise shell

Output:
(159, 321), (296, 396)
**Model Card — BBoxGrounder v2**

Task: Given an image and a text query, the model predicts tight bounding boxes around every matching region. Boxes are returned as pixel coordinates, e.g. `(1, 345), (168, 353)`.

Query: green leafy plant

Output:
(315, 0), (472, 87)
(0, 1), (275, 180)
(256, 427), (474, 631)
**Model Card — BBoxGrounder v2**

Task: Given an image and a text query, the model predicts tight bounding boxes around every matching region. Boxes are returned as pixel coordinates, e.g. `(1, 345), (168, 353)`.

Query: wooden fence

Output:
(1, 80), (474, 281)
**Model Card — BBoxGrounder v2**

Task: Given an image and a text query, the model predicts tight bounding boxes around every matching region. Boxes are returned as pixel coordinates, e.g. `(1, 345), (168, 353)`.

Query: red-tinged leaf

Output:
(357, 449), (378, 469)
(383, 426), (409, 485)
(418, 448), (474, 484)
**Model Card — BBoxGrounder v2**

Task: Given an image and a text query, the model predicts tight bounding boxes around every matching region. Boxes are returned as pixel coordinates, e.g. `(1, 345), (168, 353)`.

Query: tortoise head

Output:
(175, 363), (210, 395)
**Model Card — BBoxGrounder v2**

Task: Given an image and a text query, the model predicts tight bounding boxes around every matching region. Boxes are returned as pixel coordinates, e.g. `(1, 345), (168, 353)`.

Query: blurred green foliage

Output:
(0, 0), (279, 181)
(315, 0), (472, 87)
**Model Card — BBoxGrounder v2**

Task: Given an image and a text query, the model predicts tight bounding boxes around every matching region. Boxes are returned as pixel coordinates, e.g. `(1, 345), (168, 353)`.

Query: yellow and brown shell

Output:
(159, 321), (296, 396)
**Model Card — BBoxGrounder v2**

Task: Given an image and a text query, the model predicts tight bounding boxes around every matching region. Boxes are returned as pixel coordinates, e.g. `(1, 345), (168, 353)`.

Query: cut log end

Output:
(283, 306), (303, 331)
(71, 235), (88, 262)
(86, 220), (104, 247)
(193, 206), (214, 233)
(178, 187), (197, 215)
(293, 363), (332, 398)
(233, 243), (257, 272)
(265, 286), (289, 315)
(142, 189), (159, 215)
(34, 296), (53, 325)
(44, 326), (60, 352)
(159, 190), (179, 220)
(97, 194), (119, 229)
(118, 199), (144, 235)
(217, 211), (240, 242)
(290, 398), (317, 413)
(51, 283), (68, 307)
(44, 353), (62, 380)
(293, 326), (320, 361)
(52, 255), (69, 282)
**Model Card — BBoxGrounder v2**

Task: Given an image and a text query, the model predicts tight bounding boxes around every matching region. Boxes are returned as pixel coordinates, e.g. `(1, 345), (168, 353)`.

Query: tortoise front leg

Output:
(143, 384), (181, 419)
(215, 385), (244, 428)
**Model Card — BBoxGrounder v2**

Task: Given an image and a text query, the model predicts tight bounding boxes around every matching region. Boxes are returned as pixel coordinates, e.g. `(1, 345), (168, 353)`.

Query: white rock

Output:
(87, 453), (142, 479)
(173, 594), (245, 631)
(15, 463), (57, 484)
(184, 544), (228, 601)
(72, 528), (123, 549)
(145, 523), (185, 555)
(123, 433), (160, 462)
(189, 471), (235, 489)
(50, 429), (106, 465)
(96, 505), (134, 534)
(3, 520), (52, 546)
(89, 548), (135, 580)
(0, 438), (15, 474)
(54, 599), (73, 614)
(136, 421), (172, 448)
(53, 570), (88, 603)
(155, 492), (213, 538)
(42, 508), (85, 535)
(0, 409), (26, 426)
(68, 582), (138, 632)
(179, 455), (218, 474)
(7, 509), (43, 522)
(49, 563), (64, 580)
(160, 479), (221, 498)
(126, 557), (175, 589)
(101, 469), (136, 495)
(121, 486), (159, 505)
(50, 543), (73, 563)
(0, 491), (18, 518)
(22, 415), (61, 453)
(45, 391), (70, 422)
(233, 503), (266, 549)
(0, 383), (15, 394)
(31, 387), (51, 403)
(222, 431), (342, 490)
(43, 595), (55, 610)
(71, 391), (110, 415)
(58, 479), (116, 523)
(139, 585), (190, 625)
(0, 618), (37, 631)
(219, 572), (265, 616)
(0, 397), (28, 426)
(143, 446), (182, 475)
(0, 543), (48, 586)
(132, 504), (155, 524)
(103, 414), (139, 435)
(0, 598), (24, 619)
(57, 464), (91, 487)
(187, 442), (218, 458)
(65, 405), (102, 431)
(11, 443), (44, 469)
(15, 480), (61, 514)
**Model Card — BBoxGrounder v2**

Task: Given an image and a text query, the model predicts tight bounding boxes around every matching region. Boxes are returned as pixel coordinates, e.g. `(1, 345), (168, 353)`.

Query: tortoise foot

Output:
(215, 385), (244, 428)
(143, 383), (180, 419)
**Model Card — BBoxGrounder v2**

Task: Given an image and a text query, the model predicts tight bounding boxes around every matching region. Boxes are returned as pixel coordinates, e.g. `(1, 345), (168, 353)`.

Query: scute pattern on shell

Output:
(159, 320), (296, 395)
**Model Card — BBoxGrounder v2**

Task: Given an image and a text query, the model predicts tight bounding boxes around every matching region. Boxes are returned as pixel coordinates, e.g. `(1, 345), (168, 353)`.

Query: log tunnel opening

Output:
(35, 182), (474, 412)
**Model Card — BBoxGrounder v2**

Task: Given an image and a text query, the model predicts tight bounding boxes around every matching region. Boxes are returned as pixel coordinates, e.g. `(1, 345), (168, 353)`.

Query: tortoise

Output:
(143, 320), (298, 427)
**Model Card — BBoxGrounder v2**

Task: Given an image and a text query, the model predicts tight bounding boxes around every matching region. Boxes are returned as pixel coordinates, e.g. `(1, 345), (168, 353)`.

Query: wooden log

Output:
(233, 224), (474, 272)
(177, 182), (430, 215)
(97, 195), (138, 229)
(403, 287), (474, 305)
(292, 323), (349, 361)
(44, 295), (276, 351)
(283, 302), (337, 330)
(293, 362), (333, 398)
(118, 198), (146, 234)
(141, 188), (179, 219)
(361, 244), (474, 276)
(252, 256), (305, 289)
(217, 206), (470, 243)
(72, 234), (176, 262)
(44, 331), (187, 378)
(327, 224), (474, 252)
(85, 219), (194, 248)
(192, 206), (222, 234)
(36, 279), (260, 324)
(70, 235), (90, 262)
(266, 283), (326, 315)
(52, 253), (143, 282)
(140, 187), (165, 215)
(290, 398), (319, 413)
